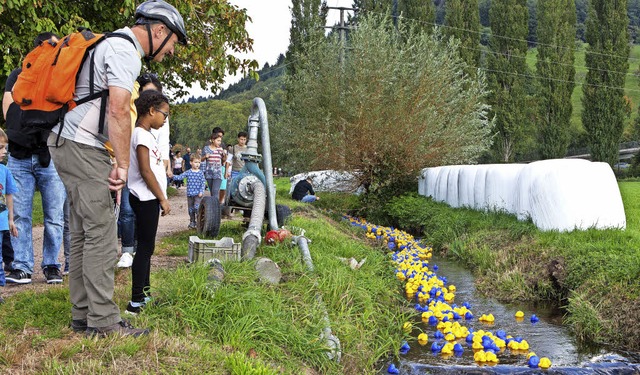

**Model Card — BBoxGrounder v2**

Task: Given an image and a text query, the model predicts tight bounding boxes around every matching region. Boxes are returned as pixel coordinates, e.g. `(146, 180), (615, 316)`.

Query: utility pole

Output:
(323, 6), (356, 65)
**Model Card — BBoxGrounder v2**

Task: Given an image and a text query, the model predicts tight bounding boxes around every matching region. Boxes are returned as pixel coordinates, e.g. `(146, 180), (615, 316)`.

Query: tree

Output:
(536, 0), (576, 159)
(575, 0), (588, 40)
(486, 0), (529, 162)
(444, 0), (481, 77)
(479, 0), (491, 26)
(582, 0), (630, 165)
(527, 0), (537, 46)
(286, 0), (327, 76)
(0, 0), (257, 97)
(279, 15), (493, 214)
(629, 0), (640, 43)
(352, 0), (390, 15)
(400, 0), (436, 33)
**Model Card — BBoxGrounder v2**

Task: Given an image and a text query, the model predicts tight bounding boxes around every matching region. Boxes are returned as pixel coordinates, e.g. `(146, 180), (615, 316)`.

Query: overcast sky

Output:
(187, 0), (355, 98)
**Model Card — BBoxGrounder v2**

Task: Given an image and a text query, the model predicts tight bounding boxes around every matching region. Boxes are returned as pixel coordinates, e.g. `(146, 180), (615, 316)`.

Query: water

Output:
(391, 255), (640, 374)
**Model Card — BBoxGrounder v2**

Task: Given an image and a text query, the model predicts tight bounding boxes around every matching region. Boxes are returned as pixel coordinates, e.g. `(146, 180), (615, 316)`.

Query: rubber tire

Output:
(197, 196), (221, 238)
(275, 204), (291, 227)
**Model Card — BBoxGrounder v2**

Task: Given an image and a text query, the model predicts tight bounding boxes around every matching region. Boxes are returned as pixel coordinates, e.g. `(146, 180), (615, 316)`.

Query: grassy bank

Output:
(0, 182), (406, 374)
(381, 181), (640, 351)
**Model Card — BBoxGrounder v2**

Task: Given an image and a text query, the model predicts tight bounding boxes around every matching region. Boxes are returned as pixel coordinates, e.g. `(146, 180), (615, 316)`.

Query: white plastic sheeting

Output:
(289, 170), (364, 195)
(418, 159), (626, 232)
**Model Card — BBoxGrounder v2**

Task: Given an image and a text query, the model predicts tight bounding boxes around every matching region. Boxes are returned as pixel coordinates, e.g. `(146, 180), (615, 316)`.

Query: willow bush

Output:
(278, 15), (494, 218)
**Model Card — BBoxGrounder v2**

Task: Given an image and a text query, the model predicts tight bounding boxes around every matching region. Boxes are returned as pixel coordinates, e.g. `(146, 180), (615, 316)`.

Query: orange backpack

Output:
(12, 29), (134, 132)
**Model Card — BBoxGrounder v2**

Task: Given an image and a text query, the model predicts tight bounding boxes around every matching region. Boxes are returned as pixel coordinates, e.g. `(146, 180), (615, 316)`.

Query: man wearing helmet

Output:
(48, 0), (187, 338)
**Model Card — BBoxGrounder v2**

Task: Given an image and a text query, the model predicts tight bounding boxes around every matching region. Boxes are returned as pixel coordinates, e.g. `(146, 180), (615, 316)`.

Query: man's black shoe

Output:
(44, 267), (63, 284)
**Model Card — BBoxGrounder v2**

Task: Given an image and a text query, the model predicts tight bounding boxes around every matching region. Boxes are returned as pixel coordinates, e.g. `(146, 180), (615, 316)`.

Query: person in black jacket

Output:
(291, 177), (320, 203)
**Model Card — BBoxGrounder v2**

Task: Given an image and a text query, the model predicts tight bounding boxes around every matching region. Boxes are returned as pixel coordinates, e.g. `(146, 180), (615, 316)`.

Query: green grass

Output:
(0, 187), (407, 374)
(381, 181), (640, 351)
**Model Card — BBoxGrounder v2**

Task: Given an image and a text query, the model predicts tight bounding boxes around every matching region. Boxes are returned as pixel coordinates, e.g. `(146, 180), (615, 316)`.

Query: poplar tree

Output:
(536, 0), (576, 159)
(400, 0), (436, 33)
(444, 0), (481, 77)
(486, 0), (529, 162)
(352, 0), (390, 17)
(287, 0), (328, 76)
(582, 0), (629, 165)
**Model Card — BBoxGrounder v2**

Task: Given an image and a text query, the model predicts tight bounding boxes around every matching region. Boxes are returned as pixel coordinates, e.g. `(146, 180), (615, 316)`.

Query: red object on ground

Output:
(265, 229), (293, 245)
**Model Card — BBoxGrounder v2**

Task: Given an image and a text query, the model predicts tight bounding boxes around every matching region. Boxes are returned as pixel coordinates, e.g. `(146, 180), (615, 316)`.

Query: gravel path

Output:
(2, 187), (192, 299)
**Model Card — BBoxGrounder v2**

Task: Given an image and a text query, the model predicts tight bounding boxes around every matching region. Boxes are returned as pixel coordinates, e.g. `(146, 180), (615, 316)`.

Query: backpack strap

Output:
(72, 32), (136, 137)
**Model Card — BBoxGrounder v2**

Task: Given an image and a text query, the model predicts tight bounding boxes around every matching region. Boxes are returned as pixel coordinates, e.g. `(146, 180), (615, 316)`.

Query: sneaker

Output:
(62, 262), (70, 276)
(188, 222), (196, 229)
(44, 267), (63, 284)
(5, 270), (32, 284)
(117, 253), (134, 268)
(85, 319), (149, 338)
(70, 319), (87, 333)
(124, 302), (143, 316)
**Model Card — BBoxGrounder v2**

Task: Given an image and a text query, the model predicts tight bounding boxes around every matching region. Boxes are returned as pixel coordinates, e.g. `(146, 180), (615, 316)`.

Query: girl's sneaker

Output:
(125, 301), (144, 316)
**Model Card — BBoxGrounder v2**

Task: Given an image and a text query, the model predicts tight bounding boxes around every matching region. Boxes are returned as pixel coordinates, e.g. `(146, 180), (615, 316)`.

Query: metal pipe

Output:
(241, 179), (266, 260)
(250, 98), (278, 231)
(293, 234), (342, 361)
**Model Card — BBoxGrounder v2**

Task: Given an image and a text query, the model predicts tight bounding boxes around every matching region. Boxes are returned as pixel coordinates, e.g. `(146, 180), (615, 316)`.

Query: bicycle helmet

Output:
(135, 0), (187, 45)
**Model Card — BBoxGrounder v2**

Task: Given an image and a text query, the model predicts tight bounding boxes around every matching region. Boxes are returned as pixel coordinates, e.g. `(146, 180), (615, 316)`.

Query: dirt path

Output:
(2, 187), (192, 298)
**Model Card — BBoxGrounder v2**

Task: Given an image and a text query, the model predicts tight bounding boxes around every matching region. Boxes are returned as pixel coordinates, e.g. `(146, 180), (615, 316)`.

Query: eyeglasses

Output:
(157, 109), (169, 120)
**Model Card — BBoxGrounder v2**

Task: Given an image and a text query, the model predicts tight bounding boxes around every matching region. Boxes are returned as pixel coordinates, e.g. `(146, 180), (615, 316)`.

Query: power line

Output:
(364, 8), (640, 63)
(472, 64), (640, 93)
(455, 44), (638, 79)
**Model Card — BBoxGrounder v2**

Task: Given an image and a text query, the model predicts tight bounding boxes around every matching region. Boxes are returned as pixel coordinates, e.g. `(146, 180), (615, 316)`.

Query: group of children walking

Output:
(173, 130), (248, 228)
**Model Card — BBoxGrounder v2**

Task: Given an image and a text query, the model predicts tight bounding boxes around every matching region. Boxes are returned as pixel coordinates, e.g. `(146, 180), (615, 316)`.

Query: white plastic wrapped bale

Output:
(523, 159), (626, 231)
(457, 166), (478, 209)
(289, 170), (363, 195)
(445, 166), (463, 208)
(419, 160), (626, 232)
(484, 164), (526, 213)
(434, 167), (451, 204)
(419, 166), (442, 198)
(472, 165), (489, 211)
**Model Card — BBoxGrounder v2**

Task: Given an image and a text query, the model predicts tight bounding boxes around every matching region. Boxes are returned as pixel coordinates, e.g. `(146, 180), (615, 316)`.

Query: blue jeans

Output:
(8, 155), (65, 273)
(301, 195), (318, 203)
(117, 185), (135, 254)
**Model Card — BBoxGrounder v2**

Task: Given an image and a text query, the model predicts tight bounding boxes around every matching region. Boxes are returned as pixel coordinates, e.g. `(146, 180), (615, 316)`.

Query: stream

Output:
(391, 255), (640, 374)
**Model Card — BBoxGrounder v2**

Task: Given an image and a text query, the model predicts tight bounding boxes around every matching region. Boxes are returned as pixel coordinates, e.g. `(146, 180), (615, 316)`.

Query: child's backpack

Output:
(11, 29), (134, 134)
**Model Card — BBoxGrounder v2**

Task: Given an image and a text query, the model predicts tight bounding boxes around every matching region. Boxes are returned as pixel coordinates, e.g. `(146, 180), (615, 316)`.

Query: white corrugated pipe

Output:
(293, 233), (341, 361)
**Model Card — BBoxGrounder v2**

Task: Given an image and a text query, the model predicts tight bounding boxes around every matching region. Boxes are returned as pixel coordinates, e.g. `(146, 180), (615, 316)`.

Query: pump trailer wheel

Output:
(197, 196), (221, 237)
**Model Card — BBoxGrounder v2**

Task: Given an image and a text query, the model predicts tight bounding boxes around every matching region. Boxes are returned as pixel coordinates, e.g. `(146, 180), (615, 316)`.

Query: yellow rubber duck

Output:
(418, 333), (428, 346)
(402, 322), (412, 333)
(441, 342), (454, 355)
(539, 357), (552, 369)
(485, 351), (499, 363)
(474, 350), (487, 362)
